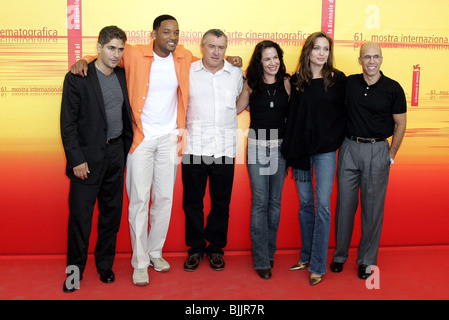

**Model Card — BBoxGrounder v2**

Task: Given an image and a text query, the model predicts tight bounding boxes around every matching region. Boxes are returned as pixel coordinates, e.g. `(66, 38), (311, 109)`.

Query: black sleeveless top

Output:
(248, 82), (289, 141)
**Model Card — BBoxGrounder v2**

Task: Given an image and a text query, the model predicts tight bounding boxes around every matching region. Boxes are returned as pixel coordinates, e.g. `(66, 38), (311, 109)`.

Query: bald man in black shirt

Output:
(330, 42), (407, 279)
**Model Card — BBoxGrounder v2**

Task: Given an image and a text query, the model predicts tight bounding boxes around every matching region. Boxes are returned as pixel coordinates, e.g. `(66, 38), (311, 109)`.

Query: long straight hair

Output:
(294, 31), (336, 91)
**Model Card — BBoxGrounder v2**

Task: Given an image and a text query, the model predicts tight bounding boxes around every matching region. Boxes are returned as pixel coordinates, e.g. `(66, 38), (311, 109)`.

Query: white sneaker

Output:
(132, 267), (149, 286)
(150, 257), (170, 272)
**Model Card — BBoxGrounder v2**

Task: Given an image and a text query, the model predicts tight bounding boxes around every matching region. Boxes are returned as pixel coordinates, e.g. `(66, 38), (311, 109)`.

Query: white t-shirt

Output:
(141, 52), (179, 139)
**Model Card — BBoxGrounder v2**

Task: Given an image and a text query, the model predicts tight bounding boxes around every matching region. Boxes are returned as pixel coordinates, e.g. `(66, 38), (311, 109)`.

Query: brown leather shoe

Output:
(207, 253), (225, 271)
(184, 253), (203, 271)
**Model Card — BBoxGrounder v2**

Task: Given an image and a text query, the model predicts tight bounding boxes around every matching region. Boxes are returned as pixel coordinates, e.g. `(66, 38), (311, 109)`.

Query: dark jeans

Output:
(182, 154), (235, 256)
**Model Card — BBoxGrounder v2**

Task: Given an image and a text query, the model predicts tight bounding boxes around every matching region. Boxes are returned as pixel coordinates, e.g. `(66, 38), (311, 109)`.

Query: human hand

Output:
(70, 59), (88, 77)
(73, 162), (90, 180)
(226, 56), (243, 68)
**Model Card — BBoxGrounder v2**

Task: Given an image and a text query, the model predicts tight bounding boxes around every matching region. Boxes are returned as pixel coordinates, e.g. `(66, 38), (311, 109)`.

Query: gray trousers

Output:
(333, 138), (391, 266)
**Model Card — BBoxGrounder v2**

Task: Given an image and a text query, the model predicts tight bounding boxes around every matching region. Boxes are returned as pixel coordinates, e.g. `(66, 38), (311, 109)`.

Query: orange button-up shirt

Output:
(85, 41), (195, 154)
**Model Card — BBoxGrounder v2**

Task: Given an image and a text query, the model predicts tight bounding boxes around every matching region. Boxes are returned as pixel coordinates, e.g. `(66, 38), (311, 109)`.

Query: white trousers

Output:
(126, 134), (178, 269)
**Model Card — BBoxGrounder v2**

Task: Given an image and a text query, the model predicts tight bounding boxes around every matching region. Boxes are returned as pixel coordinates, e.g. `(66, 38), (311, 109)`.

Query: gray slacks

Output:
(333, 138), (391, 266)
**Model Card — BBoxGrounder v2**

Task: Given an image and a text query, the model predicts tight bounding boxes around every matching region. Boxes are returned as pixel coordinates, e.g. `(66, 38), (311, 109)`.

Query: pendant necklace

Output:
(267, 88), (276, 108)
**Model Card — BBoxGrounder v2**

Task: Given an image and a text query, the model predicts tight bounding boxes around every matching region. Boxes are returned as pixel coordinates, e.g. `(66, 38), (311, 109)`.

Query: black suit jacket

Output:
(60, 61), (133, 185)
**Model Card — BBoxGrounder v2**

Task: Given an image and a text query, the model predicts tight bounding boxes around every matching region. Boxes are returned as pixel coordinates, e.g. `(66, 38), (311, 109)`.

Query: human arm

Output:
(70, 56), (94, 77)
(389, 112), (407, 160)
(60, 73), (88, 177)
(236, 80), (251, 114)
(70, 43), (130, 76)
(226, 55), (242, 67)
(284, 76), (291, 97)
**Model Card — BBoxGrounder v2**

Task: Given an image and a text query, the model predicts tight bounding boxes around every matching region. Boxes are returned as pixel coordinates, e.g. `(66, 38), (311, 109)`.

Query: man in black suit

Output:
(60, 26), (133, 293)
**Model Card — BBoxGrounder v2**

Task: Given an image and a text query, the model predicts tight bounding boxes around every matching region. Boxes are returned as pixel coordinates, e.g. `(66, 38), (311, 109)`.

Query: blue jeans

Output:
(294, 151), (336, 275)
(247, 143), (286, 269)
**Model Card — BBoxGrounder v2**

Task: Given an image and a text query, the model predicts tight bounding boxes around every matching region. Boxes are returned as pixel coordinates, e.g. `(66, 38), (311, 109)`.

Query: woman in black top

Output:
(237, 40), (290, 279)
(281, 32), (346, 285)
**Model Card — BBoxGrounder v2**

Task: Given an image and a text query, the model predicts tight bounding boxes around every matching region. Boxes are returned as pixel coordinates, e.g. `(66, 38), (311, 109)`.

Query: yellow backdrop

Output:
(1, 0), (448, 255)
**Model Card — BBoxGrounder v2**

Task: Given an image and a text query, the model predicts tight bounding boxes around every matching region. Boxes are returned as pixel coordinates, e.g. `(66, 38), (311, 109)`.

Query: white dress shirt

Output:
(185, 59), (243, 158)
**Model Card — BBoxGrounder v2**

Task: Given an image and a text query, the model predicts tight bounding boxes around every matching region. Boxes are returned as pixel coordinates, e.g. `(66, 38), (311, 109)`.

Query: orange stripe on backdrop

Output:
(1, 141), (448, 256)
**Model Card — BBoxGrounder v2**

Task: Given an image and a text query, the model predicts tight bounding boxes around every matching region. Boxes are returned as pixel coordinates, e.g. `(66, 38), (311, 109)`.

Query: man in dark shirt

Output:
(330, 41), (407, 279)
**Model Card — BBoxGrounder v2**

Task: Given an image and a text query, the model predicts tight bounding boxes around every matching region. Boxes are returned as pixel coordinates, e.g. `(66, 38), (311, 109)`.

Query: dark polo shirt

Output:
(345, 71), (407, 139)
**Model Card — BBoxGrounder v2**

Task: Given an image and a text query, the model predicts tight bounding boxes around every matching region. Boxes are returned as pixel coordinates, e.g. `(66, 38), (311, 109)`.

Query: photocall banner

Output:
(1, 0), (448, 255)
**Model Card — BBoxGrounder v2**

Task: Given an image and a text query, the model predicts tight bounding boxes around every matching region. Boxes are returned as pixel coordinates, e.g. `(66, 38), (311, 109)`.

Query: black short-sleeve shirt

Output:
(346, 72), (407, 139)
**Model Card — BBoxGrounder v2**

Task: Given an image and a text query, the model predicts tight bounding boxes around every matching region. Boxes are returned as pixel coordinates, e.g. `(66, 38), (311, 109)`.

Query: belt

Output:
(347, 135), (384, 144)
(248, 138), (283, 148)
(107, 134), (122, 144)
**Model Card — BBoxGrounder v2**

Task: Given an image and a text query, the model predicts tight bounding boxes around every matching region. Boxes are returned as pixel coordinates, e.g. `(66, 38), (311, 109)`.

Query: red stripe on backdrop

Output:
(412, 64), (421, 106)
(67, 0), (82, 71)
(321, 0), (336, 39)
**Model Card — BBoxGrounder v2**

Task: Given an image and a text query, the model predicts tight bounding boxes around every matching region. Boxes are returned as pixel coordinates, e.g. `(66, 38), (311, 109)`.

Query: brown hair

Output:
(98, 25), (127, 46)
(294, 31), (335, 91)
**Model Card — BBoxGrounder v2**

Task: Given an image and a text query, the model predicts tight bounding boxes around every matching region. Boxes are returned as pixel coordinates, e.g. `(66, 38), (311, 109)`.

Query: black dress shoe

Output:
(97, 269), (115, 283)
(256, 269), (272, 279)
(184, 253), (203, 271)
(63, 275), (82, 293)
(358, 264), (371, 280)
(63, 281), (77, 293)
(330, 261), (344, 273)
(207, 253), (225, 271)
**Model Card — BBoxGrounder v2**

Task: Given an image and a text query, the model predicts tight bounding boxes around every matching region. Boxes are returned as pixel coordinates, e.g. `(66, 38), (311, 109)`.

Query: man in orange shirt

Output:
(71, 15), (241, 286)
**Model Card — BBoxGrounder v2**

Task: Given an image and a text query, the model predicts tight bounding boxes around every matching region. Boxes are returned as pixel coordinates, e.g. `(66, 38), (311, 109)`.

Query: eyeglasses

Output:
(362, 55), (381, 61)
